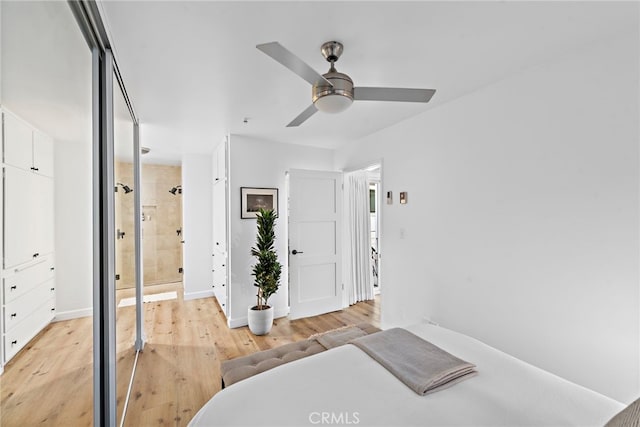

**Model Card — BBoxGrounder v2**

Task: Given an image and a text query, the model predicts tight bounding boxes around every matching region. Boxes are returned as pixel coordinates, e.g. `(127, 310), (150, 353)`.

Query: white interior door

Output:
(288, 169), (343, 320)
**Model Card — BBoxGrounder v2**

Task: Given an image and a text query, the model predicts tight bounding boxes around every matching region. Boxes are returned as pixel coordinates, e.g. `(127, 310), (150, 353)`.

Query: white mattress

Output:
(190, 323), (623, 426)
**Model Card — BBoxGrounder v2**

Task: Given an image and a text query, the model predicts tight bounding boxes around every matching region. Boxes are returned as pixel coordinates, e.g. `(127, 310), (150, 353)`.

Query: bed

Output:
(190, 323), (624, 426)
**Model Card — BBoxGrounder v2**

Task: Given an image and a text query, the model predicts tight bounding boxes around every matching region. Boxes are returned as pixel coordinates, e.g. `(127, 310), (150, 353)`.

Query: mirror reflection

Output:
(0, 0), (93, 424)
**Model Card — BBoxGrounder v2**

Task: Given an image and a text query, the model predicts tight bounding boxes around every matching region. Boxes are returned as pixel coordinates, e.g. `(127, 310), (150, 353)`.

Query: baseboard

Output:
(228, 306), (289, 329)
(54, 307), (93, 321)
(228, 316), (247, 328)
(183, 289), (214, 301)
(274, 306), (289, 320)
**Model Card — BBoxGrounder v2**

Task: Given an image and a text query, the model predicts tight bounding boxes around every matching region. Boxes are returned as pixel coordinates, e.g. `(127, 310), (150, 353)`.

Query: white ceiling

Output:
(99, 1), (637, 162)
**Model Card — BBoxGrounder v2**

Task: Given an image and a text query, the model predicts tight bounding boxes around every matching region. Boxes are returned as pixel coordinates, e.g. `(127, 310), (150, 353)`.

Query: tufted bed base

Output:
(220, 323), (381, 388)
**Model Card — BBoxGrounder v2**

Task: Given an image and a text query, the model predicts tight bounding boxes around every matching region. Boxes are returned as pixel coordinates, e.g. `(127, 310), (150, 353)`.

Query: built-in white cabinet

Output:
(32, 130), (55, 178)
(2, 257), (56, 363)
(3, 112), (33, 171)
(2, 256), (56, 362)
(212, 139), (229, 318)
(4, 166), (54, 269)
(213, 138), (227, 183)
(3, 111), (54, 178)
(1, 109), (56, 366)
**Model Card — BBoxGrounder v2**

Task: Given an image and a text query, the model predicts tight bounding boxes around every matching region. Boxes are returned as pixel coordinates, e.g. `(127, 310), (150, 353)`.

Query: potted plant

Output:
(248, 208), (282, 335)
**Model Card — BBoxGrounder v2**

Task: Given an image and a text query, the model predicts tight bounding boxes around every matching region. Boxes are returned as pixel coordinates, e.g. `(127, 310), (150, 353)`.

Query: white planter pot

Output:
(248, 305), (274, 335)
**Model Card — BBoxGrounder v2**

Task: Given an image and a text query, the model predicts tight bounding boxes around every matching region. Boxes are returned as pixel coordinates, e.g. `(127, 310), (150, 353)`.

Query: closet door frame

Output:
(70, 1), (142, 425)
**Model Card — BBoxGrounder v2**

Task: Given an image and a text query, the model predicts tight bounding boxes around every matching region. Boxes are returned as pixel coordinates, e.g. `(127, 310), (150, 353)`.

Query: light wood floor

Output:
(0, 283), (380, 426)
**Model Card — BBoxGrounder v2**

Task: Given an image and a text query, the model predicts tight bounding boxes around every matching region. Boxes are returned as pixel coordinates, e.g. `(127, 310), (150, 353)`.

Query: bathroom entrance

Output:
(141, 163), (183, 287)
(115, 161), (183, 289)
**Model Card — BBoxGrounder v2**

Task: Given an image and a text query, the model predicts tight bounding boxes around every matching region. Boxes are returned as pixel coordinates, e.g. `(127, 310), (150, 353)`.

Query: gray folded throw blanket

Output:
(350, 328), (477, 396)
(309, 323), (382, 349)
(315, 326), (368, 349)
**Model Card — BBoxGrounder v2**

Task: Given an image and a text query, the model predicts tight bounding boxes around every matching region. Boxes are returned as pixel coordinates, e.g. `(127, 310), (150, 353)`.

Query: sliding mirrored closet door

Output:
(0, 0), (93, 423)
(1, 2), (145, 425)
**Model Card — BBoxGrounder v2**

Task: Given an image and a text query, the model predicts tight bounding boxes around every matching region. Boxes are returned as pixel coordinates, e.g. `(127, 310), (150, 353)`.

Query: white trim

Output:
(54, 307), (93, 321)
(228, 306), (289, 329)
(183, 289), (214, 301)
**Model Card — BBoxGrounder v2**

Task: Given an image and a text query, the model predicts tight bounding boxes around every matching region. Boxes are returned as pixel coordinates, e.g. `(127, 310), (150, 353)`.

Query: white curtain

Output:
(345, 171), (373, 305)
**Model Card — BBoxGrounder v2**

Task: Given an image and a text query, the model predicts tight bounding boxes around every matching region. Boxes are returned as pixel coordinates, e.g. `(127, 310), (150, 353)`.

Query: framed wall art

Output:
(241, 187), (278, 219)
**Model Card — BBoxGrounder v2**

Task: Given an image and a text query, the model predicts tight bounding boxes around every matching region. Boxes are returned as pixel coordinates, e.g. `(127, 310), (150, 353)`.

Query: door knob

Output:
(291, 249), (304, 255)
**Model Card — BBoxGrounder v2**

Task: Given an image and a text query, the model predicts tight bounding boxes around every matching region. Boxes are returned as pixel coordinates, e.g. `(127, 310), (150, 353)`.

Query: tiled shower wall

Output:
(115, 161), (183, 289)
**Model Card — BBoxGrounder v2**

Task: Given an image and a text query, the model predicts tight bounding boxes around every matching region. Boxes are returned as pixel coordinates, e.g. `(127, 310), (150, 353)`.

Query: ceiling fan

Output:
(256, 41), (436, 127)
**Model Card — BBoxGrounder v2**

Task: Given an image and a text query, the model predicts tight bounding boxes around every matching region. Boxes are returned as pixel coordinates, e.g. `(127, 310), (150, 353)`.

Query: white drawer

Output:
(4, 296), (55, 362)
(213, 271), (227, 292)
(4, 279), (55, 333)
(3, 258), (55, 303)
(214, 284), (227, 299)
(215, 296), (227, 314)
(214, 286), (227, 312)
(213, 255), (227, 275)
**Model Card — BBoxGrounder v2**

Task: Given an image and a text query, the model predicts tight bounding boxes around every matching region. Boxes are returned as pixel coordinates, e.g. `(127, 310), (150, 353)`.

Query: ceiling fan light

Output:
(314, 93), (353, 113)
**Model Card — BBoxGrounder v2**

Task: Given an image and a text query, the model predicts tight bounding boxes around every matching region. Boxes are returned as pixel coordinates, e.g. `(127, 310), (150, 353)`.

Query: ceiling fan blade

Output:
(287, 104), (318, 127)
(353, 87), (436, 103)
(257, 42), (332, 87)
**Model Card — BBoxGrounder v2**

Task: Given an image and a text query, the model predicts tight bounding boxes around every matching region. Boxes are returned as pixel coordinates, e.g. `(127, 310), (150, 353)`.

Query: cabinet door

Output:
(32, 130), (54, 177)
(213, 142), (227, 182)
(4, 166), (39, 268)
(33, 174), (55, 256)
(212, 148), (219, 183)
(3, 112), (33, 171)
(216, 142), (227, 180)
(212, 181), (227, 251)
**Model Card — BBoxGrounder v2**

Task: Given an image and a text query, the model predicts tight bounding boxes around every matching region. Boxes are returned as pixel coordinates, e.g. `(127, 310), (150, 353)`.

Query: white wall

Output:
(335, 32), (639, 403)
(54, 140), (93, 319)
(182, 154), (213, 300)
(228, 136), (334, 327)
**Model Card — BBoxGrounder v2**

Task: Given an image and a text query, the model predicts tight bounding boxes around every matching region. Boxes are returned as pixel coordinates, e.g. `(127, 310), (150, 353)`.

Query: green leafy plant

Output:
(250, 208), (282, 310)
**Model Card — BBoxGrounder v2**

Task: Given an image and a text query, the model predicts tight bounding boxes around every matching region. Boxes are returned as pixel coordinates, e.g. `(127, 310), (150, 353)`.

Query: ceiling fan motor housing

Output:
(312, 40), (354, 113)
(313, 69), (354, 112)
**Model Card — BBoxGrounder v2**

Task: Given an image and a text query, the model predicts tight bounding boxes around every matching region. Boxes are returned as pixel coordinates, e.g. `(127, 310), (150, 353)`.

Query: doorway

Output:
(343, 163), (382, 306)
(369, 169), (382, 294)
(140, 163), (183, 288)
(114, 162), (183, 289)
